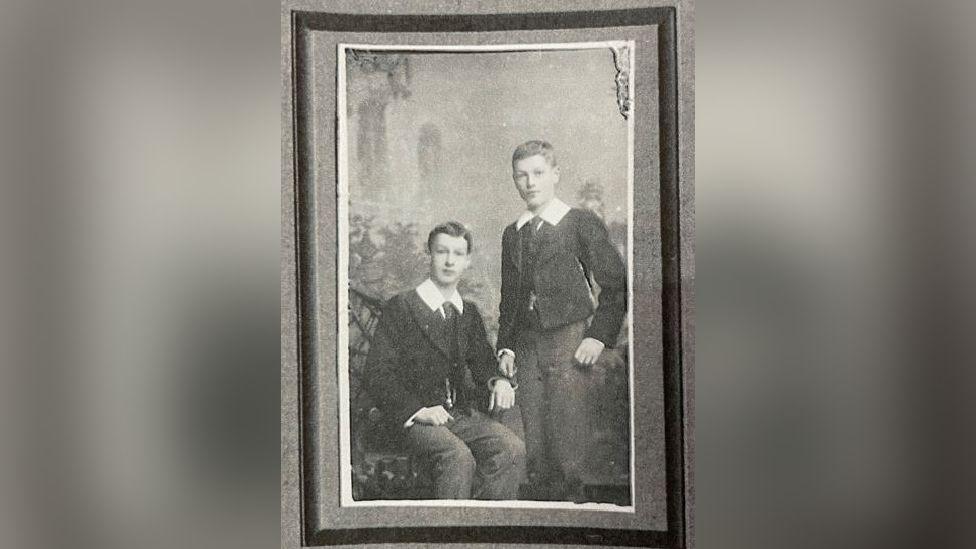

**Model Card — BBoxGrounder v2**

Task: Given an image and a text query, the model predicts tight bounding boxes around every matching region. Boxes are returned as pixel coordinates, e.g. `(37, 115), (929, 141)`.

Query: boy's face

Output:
(512, 154), (559, 212)
(428, 233), (471, 288)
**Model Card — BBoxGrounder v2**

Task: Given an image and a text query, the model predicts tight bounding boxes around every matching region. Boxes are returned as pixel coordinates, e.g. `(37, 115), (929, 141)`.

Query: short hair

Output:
(427, 221), (473, 254)
(512, 140), (557, 169)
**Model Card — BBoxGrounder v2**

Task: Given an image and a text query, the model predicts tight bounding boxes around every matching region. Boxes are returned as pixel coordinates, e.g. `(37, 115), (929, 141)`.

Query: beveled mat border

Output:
(282, 2), (694, 547)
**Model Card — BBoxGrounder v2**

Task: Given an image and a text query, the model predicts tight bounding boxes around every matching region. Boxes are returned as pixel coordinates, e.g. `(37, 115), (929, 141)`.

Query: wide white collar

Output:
(415, 278), (463, 317)
(515, 197), (571, 230)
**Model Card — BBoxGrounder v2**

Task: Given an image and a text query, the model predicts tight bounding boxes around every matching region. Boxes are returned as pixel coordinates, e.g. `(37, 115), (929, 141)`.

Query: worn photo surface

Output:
(337, 44), (640, 510)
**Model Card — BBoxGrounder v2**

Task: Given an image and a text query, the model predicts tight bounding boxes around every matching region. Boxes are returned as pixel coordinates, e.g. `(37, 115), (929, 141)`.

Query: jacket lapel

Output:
(404, 290), (452, 359)
(510, 224), (523, 276)
(456, 305), (470, 361)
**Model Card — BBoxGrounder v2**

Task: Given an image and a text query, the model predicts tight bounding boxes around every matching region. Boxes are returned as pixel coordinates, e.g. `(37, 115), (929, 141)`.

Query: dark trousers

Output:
(403, 409), (525, 499)
(514, 319), (591, 499)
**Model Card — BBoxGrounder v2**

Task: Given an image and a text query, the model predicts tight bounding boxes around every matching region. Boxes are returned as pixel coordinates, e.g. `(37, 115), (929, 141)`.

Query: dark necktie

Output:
(442, 301), (458, 324)
(442, 301), (461, 409)
(520, 216), (542, 274)
(520, 215), (541, 259)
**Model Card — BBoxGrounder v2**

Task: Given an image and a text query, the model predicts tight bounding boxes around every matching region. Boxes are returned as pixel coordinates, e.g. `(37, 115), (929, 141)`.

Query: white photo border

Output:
(336, 40), (638, 512)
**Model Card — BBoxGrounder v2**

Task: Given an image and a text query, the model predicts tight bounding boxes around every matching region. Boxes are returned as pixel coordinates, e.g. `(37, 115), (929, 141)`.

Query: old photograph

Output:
(283, 3), (692, 546)
(336, 43), (642, 509)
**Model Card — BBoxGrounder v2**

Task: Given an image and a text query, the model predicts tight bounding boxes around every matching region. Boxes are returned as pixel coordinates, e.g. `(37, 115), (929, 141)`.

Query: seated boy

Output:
(365, 221), (524, 499)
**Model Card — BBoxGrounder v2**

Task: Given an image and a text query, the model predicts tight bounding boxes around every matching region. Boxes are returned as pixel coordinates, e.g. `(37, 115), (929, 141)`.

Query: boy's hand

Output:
(498, 352), (516, 377)
(413, 405), (454, 426)
(574, 337), (605, 367)
(489, 379), (515, 411)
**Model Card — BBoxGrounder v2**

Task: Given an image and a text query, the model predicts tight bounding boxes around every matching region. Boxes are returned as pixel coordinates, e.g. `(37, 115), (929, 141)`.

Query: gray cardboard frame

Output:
(281, 1), (694, 547)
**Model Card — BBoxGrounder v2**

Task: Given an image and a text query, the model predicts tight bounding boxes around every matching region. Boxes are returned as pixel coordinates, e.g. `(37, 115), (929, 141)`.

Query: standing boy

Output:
(365, 221), (524, 499)
(497, 140), (628, 501)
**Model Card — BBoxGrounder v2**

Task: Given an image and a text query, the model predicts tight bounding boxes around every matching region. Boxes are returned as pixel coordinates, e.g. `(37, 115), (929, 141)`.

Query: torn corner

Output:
(611, 45), (631, 120)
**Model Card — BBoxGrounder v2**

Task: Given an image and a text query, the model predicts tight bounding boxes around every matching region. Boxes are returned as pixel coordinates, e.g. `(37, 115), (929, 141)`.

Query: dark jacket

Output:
(365, 289), (498, 427)
(497, 208), (627, 351)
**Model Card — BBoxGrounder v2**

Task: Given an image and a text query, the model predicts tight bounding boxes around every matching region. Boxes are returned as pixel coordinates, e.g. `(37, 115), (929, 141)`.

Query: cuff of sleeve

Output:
(497, 348), (515, 359)
(403, 408), (423, 428)
(488, 376), (518, 391)
(582, 332), (612, 349)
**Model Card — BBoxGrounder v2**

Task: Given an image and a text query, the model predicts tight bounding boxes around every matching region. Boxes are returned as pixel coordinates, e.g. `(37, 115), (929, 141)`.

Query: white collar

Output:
(515, 198), (571, 229)
(415, 278), (464, 317)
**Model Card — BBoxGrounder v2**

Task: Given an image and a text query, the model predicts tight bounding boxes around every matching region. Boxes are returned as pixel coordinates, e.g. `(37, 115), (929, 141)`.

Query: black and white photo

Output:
(282, 3), (693, 547)
(337, 44), (642, 511)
